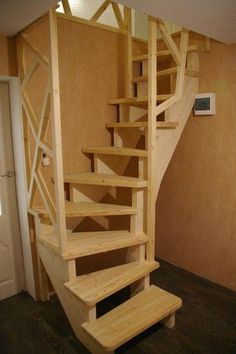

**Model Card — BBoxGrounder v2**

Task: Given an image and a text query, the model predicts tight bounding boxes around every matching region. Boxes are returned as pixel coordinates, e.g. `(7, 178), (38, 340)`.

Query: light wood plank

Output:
(21, 59), (40, 92)
(65, 261), (159, 306)
(39, 230), (148, 260)
(124, 7), (132, 97)
(49, 9), (67, 253)
(132, 67), (179, 83)
(111, 2), (125, 30)
(62, 0), (72, 15)
(91, 0), (111, 21)
(156, 20), (181, 65)
(18, 35), (49, 69)
(108, 94), (173, 105)
(146, 16), (157, 262)
(82, 146), (148, 157)
(175, 30), (189, 97)
(106, 121), (178, 129)
(82, 285), (182, 351)
(132, 44), (198, 62)
(64, 172), (147, 188)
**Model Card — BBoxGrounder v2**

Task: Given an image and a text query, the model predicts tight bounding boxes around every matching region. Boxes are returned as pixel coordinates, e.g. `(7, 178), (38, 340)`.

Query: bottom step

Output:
(82, 285), (182, 351)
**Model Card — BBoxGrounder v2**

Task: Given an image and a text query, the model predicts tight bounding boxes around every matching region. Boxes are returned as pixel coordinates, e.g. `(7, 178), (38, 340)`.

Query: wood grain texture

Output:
(65, 261), (159, 306)
(82, 285), (182, 351)
(39, 229), (148, 260)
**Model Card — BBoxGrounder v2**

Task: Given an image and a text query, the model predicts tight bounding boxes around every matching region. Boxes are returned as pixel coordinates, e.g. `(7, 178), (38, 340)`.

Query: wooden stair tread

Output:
(35, 201), (137, 218)
(132, 44), (198, 62)
(65, 261), (159, 306)
(64, 172), (147, 188)
(65, 201), (137, 217)
(82, 146), (148, 157)
(106, 121), (179, 129)
(132, 67), (178, 83)
(82, 285), (182, 351)
(39, 230), (147, 260)
(108, 94), (173, 106)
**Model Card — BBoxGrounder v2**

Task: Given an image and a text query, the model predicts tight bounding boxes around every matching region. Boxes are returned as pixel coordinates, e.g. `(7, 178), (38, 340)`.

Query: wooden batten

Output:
(48, 9), (67, 253)
(146, 17), (157, 261)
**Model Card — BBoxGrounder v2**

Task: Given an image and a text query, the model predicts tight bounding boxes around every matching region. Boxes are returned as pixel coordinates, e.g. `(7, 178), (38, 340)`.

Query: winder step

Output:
(34, 201), (137, 218)
(65, 261), (159, 306)
(106, 121), (178, 129)
(64, 172), (147, 188)
(82, 285), (182, 351)
(132, 67), (178, 83)
(82, 146), (148, 157)
(108, 94), (173, 106)
(132, 44), (198, 62)
(39, 230), (148, 260)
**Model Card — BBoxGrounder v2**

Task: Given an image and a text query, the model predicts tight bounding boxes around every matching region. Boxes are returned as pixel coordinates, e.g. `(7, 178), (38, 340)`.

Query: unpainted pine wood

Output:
(124, 7), (133, 97)
(82, 146), (148, 157)
(39, 229), (148, 260)
(65, 261), (158, 306)
(90, 0), (111, 21)
(108, 94), (172, 105)
(38, 243), (101, 352)
(62, 0), (72, 15)
(175, 30), (189, 97)
(111, 2), (125, 30)
(146, 17), (157, 262)
(64, 172), (147, 188)
(49, 9), (67, 253)
(82, 285), (182, 351)
(156, 20), (181, 65)
(18, 35), (49, 69)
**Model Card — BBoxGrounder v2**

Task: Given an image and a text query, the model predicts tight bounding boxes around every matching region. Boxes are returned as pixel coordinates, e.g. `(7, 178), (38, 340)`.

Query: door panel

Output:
(0, 82), (24, 300)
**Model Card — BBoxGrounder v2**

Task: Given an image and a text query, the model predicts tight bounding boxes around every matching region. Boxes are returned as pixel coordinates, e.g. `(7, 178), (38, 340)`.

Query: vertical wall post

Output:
(49, 9), (67, 254)
(124, 7), (133, 98)
(147, 17), (157, 261)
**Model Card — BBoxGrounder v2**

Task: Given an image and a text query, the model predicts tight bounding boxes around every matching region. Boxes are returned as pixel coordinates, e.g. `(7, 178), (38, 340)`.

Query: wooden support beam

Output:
(35, 171), (56, 224)
(156, 19), (181, 65)
(21, 59), (39, 92)
(49, 9), (67, 253)
(124, 7), (133, 98)
(28, 83), (51, 207)
(175, 30), (189, 97)
(62, 0), (72, 15)
(146, 16), (157, 262)
(91, 0), (111, 21)
(111, 2), (125, 29)
(22, 92), (39, 139)
(19, 35), (49, 69)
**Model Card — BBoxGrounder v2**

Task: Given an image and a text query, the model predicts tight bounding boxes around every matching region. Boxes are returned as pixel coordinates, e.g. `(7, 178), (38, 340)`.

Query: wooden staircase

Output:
(19, 5), (199, 354)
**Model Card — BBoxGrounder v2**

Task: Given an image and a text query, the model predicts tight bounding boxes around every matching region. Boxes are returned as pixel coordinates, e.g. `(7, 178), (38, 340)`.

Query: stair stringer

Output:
(154, 74), (199, 199)
(38, 243), (109, 354)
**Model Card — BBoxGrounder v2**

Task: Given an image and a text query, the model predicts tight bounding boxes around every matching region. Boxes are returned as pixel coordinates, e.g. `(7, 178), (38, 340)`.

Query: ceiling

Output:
(0, 0), (58, 37)
(1, 0), (236, 43)
(115, 0), (236, 44)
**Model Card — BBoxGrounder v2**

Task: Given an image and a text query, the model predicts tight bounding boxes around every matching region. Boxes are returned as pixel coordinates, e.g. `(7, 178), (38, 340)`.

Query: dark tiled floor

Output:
(0, 260), (236, 354)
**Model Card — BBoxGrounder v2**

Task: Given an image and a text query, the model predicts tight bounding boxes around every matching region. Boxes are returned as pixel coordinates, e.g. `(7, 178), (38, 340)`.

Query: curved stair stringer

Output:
(154, 74), (199, 200)
(38, 242), (108, 354)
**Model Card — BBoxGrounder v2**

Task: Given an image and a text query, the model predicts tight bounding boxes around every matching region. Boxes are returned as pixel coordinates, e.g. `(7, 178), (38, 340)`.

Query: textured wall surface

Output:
(156, 41), (236, 292)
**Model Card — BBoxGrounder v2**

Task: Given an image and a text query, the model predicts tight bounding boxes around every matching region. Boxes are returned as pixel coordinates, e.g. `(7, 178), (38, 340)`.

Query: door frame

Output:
(0, 76), (36, 299)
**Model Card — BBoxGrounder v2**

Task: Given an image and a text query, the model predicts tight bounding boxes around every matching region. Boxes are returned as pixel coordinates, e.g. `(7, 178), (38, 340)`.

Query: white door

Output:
(0, 82), (25, 300)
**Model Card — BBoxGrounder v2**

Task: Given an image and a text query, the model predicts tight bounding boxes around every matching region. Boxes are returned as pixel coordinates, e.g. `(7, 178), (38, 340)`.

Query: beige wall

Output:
(0, 34), (17, 76)
(156, 41), (236, 292)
